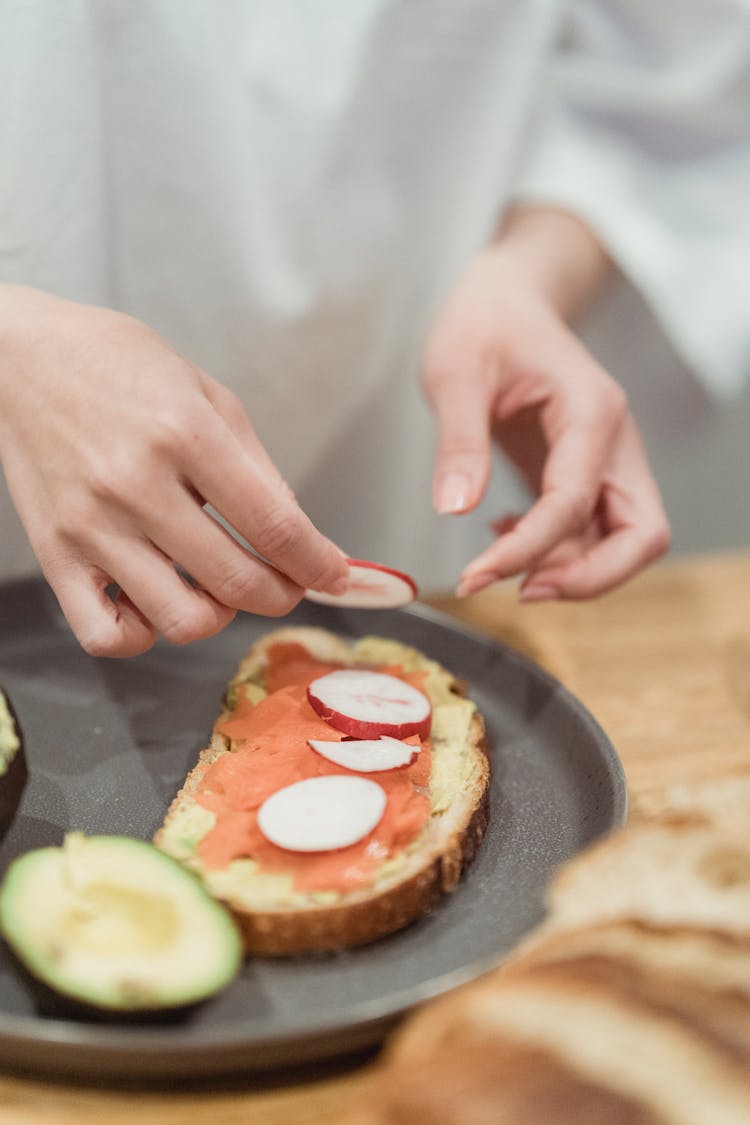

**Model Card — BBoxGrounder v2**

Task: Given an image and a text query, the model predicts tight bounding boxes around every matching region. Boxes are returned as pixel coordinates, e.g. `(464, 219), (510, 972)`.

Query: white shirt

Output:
(1, 0), (749, 588)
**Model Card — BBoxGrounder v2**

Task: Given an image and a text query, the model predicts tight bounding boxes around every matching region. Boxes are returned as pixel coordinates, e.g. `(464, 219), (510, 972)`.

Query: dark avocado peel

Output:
(0, 834), (243, 1013)
(0, 688), (28, 842)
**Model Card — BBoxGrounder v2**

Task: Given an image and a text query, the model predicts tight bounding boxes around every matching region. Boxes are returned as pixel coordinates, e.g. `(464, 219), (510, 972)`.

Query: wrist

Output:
(491, 204), (612, 323)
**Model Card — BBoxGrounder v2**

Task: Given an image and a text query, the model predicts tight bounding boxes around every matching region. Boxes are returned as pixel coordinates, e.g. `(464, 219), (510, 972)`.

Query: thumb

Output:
(423, 358), (494, 515)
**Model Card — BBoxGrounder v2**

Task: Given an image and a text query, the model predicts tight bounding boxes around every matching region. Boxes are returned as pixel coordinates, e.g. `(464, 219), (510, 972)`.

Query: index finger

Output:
(184, 406), (349, 595)
(424, 360), (494, 515)
(198, 373), (296, 499)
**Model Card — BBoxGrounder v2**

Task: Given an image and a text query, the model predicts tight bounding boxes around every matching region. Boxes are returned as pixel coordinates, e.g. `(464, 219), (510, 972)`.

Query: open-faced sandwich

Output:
(154, 626), (490, 955)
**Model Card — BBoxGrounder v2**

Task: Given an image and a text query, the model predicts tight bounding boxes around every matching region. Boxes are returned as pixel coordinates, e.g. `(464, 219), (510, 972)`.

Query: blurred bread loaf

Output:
(345, 775), (750, 1124)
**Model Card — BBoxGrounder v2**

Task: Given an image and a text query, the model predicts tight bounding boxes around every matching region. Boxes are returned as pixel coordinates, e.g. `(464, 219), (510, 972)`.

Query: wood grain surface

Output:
(2, 550), (750, 1124)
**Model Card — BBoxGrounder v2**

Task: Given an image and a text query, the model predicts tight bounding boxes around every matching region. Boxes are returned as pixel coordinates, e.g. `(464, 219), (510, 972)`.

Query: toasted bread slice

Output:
(155, 626), (490, 954)
(343, 776), (750, 1125)
(537, 818), (750, 941)
(353, 965), (750, 1125)
(508, 919), (750, 996)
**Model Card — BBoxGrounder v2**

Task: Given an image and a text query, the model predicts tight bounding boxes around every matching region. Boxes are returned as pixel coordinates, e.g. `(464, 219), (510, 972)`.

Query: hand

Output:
(0, 287), (349, 656)
(422, 217), (670, 601)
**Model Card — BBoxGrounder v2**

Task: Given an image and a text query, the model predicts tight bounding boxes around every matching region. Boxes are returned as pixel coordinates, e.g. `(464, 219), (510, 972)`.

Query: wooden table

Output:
(3, 549), (750, 1124)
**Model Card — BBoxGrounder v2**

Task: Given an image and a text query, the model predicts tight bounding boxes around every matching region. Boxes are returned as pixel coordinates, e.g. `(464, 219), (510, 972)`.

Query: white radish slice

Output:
(308, 736), (418, 773)
(307, 669), (431, 739)
(304, 558), (417, 609)
(257, 776), (386, 852)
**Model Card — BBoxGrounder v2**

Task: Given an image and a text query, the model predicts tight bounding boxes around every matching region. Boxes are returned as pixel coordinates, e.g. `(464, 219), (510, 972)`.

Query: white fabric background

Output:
(1, 0), (749, 591)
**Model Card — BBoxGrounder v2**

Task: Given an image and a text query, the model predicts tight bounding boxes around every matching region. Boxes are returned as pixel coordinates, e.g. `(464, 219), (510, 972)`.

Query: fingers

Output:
(422, 352), (495, 515)
(423, 241), (666, 605)
(36, 505), (303, 658)
(490, 514), (523, 539)
(198, 374), (296, 500)
(0, 299), (348, 657)
(456, 342), (626, 596)
(19, 440), (337, 659)
(135, 487), (311, 616)
(42, 539), (241, 658)
(460, 418), (670, 601)
(40, 469), (323, 656)
(521, 518), (669, 600)
(24, 396), (345, 655)
(45, 561), (158, 659)
(520, 422), (671, 600)
(179, 403), (348, 596)
(456, 434), (613, 596)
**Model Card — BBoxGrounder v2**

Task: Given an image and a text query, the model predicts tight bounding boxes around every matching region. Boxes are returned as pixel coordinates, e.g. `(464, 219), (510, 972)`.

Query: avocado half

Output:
(0, 833), (243, 1012)
(0, 688), (28, 842)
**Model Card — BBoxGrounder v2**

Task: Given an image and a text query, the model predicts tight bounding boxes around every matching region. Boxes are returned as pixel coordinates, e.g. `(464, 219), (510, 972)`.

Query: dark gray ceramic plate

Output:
(0, 576), (626, 1082)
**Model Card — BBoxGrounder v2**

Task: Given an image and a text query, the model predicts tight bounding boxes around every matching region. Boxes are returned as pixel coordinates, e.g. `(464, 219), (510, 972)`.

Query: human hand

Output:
(0, 287), (349, 656)
(422, 212), (670, 601)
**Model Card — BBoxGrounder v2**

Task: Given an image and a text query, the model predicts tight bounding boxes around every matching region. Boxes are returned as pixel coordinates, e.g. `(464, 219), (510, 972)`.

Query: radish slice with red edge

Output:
(307, 669), (431, 739)
(257, 776), (386, 852)
(304, 558), (417, 609)
(308, 736), (419, 773)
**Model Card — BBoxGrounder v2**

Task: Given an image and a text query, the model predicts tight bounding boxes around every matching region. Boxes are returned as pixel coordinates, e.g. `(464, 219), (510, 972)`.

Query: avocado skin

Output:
(0, 689), (28, 842)
(5, 950), (210, 1025)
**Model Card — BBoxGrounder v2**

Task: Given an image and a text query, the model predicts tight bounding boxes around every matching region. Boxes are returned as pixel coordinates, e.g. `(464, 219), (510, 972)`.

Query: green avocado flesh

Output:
(0, 834), (243, 1011)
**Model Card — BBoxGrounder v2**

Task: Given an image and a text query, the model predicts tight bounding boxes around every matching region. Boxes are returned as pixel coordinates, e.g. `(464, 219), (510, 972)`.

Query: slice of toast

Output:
(154, 626), (490, 954)
(348, 964), (750, 1125)
(537, 818), (750, 941)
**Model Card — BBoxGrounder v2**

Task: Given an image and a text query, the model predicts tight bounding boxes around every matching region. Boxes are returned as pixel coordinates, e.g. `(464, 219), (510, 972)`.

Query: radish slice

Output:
(307, 669), (431, 739)
(308, 736), (419, 773)
(257, 776), (386, 852)
(305, 558), (417, 609)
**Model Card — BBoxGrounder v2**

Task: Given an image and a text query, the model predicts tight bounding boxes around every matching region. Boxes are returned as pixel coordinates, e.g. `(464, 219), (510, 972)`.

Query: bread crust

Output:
(344, 777), (750, 1124)
(155, 627), (490, 955)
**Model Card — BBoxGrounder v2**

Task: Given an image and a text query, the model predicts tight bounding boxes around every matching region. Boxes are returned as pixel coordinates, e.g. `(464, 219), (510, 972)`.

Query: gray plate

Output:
(0, 576), (626, 1082)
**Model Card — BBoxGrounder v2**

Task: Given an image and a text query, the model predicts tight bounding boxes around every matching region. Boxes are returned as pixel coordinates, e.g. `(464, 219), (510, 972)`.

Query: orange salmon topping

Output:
(195, 644), (432, 892)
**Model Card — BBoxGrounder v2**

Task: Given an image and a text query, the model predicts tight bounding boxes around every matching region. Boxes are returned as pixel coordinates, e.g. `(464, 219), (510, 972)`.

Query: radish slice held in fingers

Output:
(257, 776), (387, 852)
(307, 669), (432, 739)
(305, 558), (417, 609)
(308, 736), (419, 773)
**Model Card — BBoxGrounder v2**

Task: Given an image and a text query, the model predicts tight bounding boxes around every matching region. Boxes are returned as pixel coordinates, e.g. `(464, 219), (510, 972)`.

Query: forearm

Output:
(492, 204), (613, 324)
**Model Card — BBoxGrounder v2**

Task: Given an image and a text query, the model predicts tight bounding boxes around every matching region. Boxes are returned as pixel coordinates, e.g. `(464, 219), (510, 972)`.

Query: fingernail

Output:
(519, 584), (558, 603)
(436, 472), (472, 514)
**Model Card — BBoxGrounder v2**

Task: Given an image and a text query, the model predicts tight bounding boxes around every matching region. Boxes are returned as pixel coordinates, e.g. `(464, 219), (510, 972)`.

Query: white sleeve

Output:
(511, 0), (750, 397)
